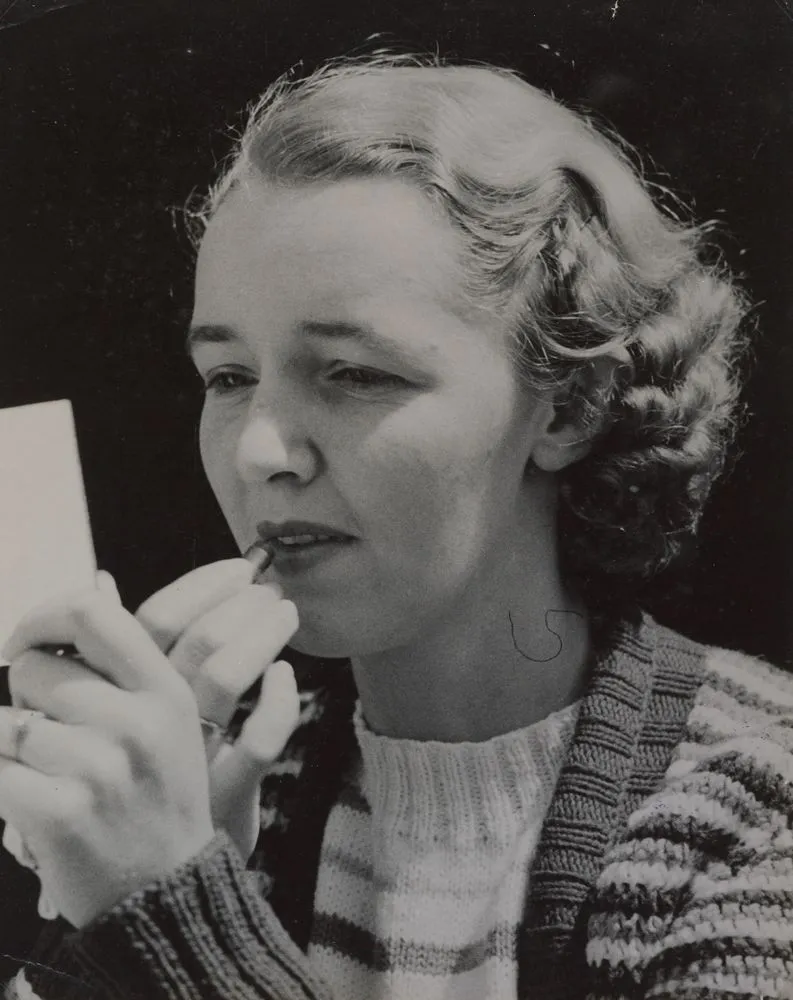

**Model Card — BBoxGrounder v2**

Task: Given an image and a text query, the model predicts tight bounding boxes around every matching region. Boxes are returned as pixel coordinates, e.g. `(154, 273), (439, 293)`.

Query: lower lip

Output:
(268, 537), (354, 573)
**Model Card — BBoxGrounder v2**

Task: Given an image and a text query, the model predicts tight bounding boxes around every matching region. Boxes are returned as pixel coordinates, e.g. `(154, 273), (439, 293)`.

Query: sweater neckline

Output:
(352, 699), (581, 848)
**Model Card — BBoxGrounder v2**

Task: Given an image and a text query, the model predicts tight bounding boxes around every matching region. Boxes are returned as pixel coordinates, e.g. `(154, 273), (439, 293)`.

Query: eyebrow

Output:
(186, 320), (420, 362)
(300, 319), (395, 353)
(185, 323), (241, 355)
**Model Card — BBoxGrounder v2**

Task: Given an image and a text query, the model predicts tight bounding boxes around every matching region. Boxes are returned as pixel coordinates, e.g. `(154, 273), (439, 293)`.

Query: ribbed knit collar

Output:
(519, 612), (708, 998)
(353, 700), (581, 849)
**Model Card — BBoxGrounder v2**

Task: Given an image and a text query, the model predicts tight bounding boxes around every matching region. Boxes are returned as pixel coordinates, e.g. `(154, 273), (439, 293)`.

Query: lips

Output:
(253, 520), (354, 573)
(256, 520), (353, 549)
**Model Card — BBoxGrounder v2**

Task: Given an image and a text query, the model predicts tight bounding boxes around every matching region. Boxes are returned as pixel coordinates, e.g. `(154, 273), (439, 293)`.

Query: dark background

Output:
(0, 0), (791, 972)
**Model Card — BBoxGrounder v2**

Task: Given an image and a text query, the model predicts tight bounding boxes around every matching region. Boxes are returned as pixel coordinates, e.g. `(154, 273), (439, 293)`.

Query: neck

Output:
(351, 493), (591, 743)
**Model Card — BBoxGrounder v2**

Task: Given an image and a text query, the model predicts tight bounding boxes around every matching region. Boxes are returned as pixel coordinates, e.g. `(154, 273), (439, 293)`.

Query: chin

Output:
(285, 588), (434, 660)
(288, 629), (355, 660)
(287, 608), (409, 661)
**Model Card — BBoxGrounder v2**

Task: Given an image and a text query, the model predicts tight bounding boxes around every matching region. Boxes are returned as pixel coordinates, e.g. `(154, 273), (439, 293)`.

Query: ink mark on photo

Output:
(508, 608), (585, 663)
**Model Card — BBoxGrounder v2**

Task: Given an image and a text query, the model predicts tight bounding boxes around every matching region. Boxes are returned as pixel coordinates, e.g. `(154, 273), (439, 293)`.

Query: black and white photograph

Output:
(0, 1), (791, 997)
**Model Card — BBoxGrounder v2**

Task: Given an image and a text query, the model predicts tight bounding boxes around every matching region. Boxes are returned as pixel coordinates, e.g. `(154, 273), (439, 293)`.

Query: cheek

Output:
(349, 401), (518, 552)
(199, 409), (239, 515)
(198, 410), (219, 484)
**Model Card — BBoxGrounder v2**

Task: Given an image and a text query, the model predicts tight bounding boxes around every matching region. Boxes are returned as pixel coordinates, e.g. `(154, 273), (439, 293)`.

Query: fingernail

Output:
(243, 541), (274, 579)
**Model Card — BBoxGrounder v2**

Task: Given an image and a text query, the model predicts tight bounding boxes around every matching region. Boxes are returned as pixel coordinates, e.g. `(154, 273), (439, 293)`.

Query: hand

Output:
(135, 559), (301, 860)
(0, 585), (215, 928)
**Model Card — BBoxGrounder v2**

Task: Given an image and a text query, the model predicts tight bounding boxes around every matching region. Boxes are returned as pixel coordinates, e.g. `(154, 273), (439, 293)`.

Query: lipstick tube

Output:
(243, 540), (274, 578)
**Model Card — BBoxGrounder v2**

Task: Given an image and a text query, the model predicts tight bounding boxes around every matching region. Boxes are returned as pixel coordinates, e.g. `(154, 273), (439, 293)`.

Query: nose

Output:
(235, 400), (319, 486)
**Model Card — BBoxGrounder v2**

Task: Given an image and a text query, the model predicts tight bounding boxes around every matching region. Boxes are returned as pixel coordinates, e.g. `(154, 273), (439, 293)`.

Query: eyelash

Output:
(202, 369), (255, 394)
(328, 365), (409, 390)
(200, 364), (410, 397)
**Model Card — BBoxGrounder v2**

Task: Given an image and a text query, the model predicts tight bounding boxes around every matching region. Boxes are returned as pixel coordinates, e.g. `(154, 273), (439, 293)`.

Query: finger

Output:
(96, 571), (121, 603)
(3, 591), (174, 695)
(192, 602), (298, 726)
(235, 659), (300, 764)
(0, 757), (72, 839)
(3, 823), (37, 872)
(0, 706), (113, 779)
(169, 585), (286, 680)
(136, 560), (281, 653)
(8, 649), (131, 725)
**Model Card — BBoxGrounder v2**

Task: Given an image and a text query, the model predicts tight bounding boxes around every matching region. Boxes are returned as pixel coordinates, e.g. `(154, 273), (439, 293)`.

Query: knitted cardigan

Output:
(16, 612), (793, 1000)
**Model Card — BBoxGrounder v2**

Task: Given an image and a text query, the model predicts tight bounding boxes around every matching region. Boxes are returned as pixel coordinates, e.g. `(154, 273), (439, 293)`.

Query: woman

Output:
(1, 55), (791, 999)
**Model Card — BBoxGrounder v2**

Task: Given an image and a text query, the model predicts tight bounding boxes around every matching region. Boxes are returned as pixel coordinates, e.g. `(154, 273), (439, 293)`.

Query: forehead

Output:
(194, 175), (466, 316)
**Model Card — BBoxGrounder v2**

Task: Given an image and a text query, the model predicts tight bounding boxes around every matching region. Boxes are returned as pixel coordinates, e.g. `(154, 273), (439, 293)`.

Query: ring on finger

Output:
(6, 709), (47, 764)
(3, 823), (40, 873)
(200, 716), (229, 760)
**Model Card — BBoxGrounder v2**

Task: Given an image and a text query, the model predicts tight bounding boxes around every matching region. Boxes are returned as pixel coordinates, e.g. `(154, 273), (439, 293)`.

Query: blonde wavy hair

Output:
(193, 54), (750, 611)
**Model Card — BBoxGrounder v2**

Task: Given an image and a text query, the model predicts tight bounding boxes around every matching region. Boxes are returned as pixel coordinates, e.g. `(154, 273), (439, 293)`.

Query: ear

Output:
(529, 356), (619, 473)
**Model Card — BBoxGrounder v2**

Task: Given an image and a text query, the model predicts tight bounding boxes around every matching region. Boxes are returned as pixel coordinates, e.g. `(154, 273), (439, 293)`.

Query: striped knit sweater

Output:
(307, 699), (581, 998)
(14, 612), (793, 999)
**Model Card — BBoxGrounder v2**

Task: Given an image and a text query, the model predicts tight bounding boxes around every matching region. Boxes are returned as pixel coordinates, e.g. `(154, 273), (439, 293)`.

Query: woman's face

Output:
(191, 175), (546, 657)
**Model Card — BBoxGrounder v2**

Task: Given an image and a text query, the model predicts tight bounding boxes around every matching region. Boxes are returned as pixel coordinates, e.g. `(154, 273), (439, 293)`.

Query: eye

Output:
(328, 365), (410, 391)
(201, 366), (257, 395)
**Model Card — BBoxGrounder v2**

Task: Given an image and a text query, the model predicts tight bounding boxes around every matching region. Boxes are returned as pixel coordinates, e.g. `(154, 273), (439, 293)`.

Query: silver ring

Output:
(199, 716), (228, 759)
(200, 716), (226, 739)
(19, 838), (39, 871)
(9, 709), (46, 764)
(3, 823), (39, 873)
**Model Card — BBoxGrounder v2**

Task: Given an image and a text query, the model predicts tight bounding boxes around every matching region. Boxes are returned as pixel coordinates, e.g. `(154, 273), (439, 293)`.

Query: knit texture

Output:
(520, 615), (710, 998)
(307, 699), (580, 998)
(23, 833), (334, 1000)
(585, 646), (793, 999)
(12, 614), (793, 999)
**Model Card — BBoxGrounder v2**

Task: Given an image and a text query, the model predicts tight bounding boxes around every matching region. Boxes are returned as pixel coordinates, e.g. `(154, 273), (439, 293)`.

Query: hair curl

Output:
(193, 53), (750, 611)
